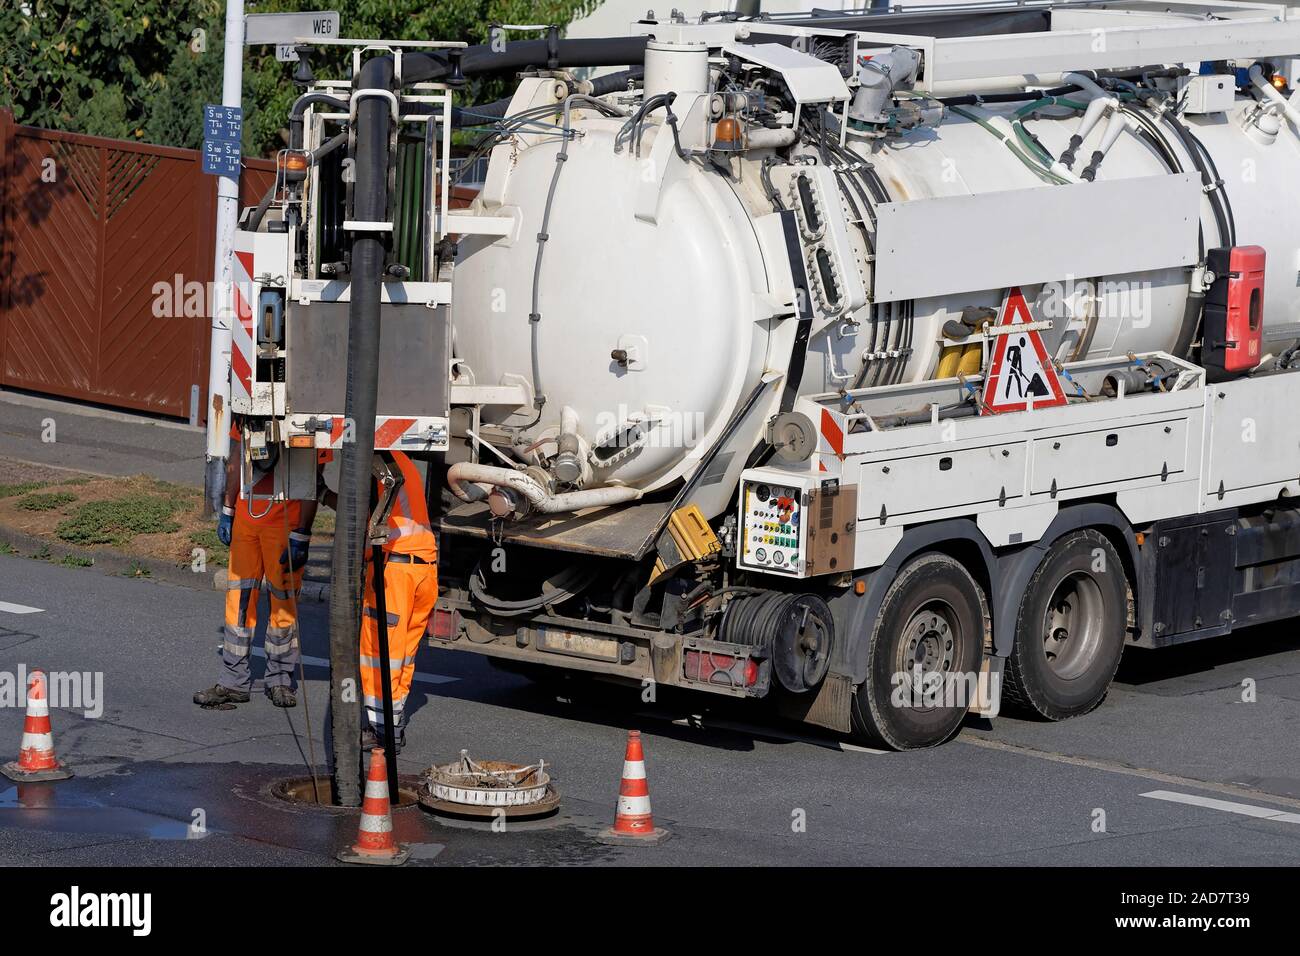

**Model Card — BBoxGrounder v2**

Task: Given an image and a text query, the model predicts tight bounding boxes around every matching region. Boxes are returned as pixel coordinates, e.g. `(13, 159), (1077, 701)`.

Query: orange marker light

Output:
(713, 116), (743, 151)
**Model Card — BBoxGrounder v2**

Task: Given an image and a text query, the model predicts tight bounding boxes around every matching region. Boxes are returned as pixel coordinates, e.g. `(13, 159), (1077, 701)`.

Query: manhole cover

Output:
(419, 751), (560, 819)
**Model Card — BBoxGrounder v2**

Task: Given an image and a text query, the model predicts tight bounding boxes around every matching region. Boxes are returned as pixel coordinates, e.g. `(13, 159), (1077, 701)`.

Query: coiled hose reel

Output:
(717, 592), (835, 694)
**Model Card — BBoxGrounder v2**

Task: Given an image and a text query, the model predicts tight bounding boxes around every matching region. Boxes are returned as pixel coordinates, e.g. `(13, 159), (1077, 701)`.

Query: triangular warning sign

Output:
(982, 287), (1067, 414)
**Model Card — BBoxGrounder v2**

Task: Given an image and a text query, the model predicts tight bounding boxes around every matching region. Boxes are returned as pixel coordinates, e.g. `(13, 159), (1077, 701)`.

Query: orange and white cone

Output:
(337, 748), (409, 865)
(598, 730), (670, 845)
(2, 670), (72, 783)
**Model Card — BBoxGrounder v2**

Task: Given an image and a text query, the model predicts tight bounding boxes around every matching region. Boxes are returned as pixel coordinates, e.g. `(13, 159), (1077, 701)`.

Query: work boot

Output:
(266, 686), (297, 708)
(194, 684), (250, 709)
(362, 726), (405, 754)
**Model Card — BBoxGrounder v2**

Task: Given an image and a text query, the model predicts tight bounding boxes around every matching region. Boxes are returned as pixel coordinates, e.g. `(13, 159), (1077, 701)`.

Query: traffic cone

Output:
(336, 748), (410, 865)
(597, 730), (670, 846)
(2, 670), (72, 783)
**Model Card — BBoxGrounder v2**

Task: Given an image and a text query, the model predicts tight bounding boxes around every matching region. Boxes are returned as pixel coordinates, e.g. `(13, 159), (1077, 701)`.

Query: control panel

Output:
(738, 475), (808, 576)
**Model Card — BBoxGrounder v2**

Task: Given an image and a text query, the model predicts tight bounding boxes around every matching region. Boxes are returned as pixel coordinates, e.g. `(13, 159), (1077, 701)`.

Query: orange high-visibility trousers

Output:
(359, 558), (437, 733)
(222, 509), (303, 691)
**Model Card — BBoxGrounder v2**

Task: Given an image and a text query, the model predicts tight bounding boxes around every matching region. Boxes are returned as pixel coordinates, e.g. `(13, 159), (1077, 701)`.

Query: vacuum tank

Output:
(450, 27), (1300, 513)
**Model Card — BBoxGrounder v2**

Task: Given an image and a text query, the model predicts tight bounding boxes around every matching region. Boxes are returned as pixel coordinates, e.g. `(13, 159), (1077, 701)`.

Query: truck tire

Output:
(850, 553), (988, 750)
(1003, 529), (1127, 720)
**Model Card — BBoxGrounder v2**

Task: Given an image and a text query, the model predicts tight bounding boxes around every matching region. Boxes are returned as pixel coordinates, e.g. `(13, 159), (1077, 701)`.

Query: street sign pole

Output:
(203, 0), (245, 516)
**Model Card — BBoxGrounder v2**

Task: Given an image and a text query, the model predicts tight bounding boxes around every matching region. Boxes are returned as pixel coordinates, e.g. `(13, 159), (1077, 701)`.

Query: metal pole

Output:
(370, 542), (400, 803)
(202, 0), (245, 515)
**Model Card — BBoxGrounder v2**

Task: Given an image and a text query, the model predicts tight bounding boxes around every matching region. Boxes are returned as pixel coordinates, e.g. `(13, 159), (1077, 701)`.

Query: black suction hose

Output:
(327, 54), (393, 807)
(402, 36), (649, 85)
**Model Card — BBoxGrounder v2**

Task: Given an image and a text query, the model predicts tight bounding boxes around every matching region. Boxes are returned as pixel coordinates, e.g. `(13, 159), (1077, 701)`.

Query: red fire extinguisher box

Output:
(1203, 245), (1266, 379)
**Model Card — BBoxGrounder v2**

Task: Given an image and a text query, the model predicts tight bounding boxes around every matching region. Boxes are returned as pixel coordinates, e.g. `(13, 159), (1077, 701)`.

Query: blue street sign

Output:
(203, 105), (243, 143)
(202, 139), (241, 178)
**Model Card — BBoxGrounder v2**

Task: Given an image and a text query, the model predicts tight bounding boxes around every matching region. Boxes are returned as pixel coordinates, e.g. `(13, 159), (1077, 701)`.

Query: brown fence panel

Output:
(0, 110), (276, 422)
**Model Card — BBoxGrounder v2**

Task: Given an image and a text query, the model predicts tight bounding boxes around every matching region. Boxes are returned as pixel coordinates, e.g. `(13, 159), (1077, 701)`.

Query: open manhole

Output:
(269, 775), (421, 811)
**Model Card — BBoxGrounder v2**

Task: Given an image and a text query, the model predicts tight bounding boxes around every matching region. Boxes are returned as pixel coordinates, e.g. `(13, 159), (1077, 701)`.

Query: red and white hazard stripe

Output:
(817, 407), (847, 474)
(229, 240), (258, 406)
(313, 416), (445, 450)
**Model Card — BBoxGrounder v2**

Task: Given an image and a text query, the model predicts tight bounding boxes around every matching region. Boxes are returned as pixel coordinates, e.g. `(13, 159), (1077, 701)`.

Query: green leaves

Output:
(2, 0), (596, 154)
(56, 494), (182, 545)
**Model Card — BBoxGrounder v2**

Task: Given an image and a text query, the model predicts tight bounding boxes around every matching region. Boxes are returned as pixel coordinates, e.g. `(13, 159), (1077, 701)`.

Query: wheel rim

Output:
(895, 599), (960, 695)
(1040, 571), (1105, 681)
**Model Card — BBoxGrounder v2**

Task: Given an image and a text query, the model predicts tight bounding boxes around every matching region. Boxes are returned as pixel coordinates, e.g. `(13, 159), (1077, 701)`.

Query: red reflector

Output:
(430, 607), (457, 640)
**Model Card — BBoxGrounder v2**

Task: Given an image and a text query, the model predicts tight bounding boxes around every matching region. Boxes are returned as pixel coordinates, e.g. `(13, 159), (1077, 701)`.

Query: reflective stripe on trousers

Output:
(221, 517), (304, 691)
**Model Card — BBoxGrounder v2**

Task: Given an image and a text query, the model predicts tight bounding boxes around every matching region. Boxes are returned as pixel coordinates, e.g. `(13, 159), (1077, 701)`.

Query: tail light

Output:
(1204, 245), (1266, 378)
(682, 640), (769, 696)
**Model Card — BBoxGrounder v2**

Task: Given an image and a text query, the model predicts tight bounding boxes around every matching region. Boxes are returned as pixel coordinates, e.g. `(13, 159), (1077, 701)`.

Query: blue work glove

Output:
(280, 530), (312, 571)
(216, 507), (234, 547)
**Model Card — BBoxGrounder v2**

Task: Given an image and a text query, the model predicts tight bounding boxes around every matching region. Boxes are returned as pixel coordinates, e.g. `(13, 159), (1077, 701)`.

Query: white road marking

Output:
(247, 646), (458, 685)
(0, 601), (43, 615)
(1141, 789), (1300, 824)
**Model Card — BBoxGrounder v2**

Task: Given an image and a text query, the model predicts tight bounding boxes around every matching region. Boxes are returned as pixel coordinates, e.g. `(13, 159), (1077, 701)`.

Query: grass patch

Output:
(58, 554), (93, 568)
(16, 491), (77, 512)
(33, 544), (51, 561)
(0, 542), (14, 555)
(56, 495), (182, 546)
(123, 561), (152, 578)
(0, 481), (44, 499)
(188, 529), (229, 567)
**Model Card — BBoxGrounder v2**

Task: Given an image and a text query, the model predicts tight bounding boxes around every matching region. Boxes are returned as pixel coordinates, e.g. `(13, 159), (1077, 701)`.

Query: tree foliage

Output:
(1, 1), (597, 155)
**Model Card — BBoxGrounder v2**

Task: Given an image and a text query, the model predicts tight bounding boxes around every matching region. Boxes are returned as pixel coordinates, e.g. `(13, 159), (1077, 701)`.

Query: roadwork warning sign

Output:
(982, 287), (1067, 414)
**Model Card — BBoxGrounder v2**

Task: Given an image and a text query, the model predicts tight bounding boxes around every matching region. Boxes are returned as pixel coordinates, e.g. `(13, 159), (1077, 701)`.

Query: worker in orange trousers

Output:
(325, 451), (438, 752)
(194, 429), (318, 710)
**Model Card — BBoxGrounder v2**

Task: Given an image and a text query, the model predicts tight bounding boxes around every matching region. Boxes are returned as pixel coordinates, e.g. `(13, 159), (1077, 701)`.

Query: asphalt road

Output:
(1, 552), (1299, 866)
(0, 390), (204, 486)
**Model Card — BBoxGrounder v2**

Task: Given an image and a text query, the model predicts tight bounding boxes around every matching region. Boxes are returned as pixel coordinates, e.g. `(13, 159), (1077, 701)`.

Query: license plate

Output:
(536, 628), (620, 662)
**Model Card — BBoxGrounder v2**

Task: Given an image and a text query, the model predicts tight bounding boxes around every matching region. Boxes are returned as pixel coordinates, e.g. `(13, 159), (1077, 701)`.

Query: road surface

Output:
(1, 553), (1298, 866)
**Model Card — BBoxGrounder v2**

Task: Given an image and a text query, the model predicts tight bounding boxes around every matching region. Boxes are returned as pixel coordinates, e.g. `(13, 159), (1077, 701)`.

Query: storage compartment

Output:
(1031, 418), (1188, 495)
(857, 441), (1025, 523)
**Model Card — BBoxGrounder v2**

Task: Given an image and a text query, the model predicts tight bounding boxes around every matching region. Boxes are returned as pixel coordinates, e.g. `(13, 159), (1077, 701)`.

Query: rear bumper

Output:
(429, 589), (768, 699)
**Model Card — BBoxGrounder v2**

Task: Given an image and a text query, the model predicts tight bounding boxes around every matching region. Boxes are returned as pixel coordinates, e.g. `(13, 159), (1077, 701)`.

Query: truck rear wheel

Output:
(850, 553), (987, 750)
(1003, 530), (1127, 720)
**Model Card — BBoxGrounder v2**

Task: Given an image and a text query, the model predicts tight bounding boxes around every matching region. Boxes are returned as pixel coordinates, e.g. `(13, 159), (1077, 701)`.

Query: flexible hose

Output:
(452, 68), (645, 127)
(446, 462), (642, 515)
(325, 54), (394, 808)
(402, 37), (650, 86)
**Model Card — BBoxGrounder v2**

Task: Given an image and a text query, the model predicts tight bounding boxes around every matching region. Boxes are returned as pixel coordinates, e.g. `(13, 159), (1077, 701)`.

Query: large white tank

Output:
(451, 59), (1300, 498)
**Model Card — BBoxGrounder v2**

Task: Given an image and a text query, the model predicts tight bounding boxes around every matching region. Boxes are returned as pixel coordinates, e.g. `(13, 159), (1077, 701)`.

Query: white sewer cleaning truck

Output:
(218, 2), (1300, 748)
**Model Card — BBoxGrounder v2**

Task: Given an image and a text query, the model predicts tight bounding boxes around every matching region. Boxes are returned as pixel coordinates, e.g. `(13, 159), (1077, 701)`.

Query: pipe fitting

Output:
(447, 462), (642, 518)
(849, 47), (921, 125)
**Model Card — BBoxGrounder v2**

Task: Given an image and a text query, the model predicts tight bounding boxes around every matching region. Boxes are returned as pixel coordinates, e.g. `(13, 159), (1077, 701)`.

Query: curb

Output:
(0, 524), (335, 599)
(0, 525), (211, 590)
